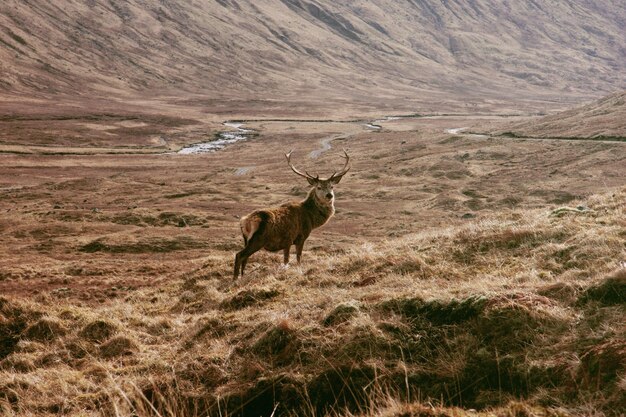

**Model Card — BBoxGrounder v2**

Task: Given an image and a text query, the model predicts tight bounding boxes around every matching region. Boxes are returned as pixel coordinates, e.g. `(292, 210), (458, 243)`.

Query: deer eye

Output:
(317, 186), (322, 190)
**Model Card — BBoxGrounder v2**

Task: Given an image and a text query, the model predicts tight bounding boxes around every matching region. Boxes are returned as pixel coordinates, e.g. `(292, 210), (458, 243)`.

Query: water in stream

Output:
(178, 122), (253, 154)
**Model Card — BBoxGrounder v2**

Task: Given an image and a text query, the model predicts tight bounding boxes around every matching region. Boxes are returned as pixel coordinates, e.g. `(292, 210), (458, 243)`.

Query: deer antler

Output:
(328, 149), (351, 181)
(285, 150), (318, 181)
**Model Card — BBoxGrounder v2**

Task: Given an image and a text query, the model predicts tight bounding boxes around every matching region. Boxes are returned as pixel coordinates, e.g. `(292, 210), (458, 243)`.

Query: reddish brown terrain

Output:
(1, 115), (625, 297)
(0, 1), (625, 416)
(1, 0), (625, 115)
(486, 91), (626, 140)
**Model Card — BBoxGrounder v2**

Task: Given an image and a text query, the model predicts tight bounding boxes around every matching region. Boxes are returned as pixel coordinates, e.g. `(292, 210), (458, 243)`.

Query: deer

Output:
(234, 150), (350, 279)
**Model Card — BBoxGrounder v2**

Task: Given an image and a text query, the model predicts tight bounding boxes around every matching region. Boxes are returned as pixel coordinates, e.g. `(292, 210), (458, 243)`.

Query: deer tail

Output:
(240, 211), (268, 244)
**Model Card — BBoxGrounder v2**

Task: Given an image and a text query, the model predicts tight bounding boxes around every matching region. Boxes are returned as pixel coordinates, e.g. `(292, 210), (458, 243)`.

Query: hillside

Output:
(488, 90), (626, 140)
(1, 2), (626, 416)
(1, 0), (625, 115)
(1, 116), (625, 416)
(1, 184), (624, 416)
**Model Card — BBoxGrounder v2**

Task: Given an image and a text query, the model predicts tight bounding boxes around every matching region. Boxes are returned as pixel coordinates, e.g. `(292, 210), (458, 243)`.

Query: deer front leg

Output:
(295, 240), (305, 263)
(283, 247), (290, 265)
(295, 233), (310, 263)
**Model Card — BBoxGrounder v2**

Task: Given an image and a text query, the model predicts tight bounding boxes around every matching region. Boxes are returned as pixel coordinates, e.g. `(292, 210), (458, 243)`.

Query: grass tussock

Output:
(108, 211), (209, 228)
(79, 236), (205, 253)
(79, 319), (119, 343)
(99, 336), (140, 358)
(0, 189), (624, 416)
(23, 317), (67, 342)
(220, 288), (283, 311)
(578, 269), (626, 306)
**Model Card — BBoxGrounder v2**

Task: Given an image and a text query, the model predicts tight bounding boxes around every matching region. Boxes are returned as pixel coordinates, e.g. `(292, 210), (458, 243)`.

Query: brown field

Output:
(2, 1), (625, 414)
(485, 92), (626, 141)
(1, 109), (625, 416)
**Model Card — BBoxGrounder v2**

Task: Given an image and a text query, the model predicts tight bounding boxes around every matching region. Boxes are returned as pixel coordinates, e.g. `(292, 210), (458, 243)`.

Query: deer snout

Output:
(326, 193), (333, 200)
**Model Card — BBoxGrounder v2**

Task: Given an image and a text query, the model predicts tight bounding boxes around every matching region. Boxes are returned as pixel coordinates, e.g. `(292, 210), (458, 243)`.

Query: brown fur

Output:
(233, 150), (349, 279)
(234, 187), (336, 278)
(240, 214), (261, 243)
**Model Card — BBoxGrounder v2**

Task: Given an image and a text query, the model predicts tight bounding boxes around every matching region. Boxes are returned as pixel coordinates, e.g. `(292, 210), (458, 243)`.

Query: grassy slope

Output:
(1, 188), (624, 416)
(1, 1), (625, 112)
(487, 91), (626, 140)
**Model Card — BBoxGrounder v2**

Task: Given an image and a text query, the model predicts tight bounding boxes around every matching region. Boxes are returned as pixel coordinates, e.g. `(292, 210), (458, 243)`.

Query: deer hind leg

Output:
(240, 238), (264, 277)
(234, 232), (264, 279)
(235, 215), (263, 278)
(241, 254), (251, 276)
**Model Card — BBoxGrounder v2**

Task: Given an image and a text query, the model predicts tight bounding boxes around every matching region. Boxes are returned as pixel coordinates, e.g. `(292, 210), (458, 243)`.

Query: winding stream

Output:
(445, 127), (489, 138)
(177, 116), (494, 156)
(178, 122), (254, 154)
(309, 134), (347, 159)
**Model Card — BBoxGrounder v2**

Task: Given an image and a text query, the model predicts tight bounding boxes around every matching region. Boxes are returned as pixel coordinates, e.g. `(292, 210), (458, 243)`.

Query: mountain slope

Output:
(0, 0), (625, 112)
(490, 90), (626, 139)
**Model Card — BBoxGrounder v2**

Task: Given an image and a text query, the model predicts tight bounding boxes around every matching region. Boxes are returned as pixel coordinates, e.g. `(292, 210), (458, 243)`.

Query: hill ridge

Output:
(1, 0), (625, 112)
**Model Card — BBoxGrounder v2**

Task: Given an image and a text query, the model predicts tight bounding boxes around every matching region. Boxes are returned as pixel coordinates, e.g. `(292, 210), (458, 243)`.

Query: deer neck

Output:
(304, 189), (335, 227)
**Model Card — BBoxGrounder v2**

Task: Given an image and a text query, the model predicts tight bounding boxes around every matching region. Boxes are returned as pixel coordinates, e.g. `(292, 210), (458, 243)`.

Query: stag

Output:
(234, 150), (350, 278)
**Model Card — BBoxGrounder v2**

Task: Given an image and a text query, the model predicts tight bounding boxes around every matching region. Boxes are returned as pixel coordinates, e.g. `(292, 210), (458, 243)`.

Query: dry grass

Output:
(0, 107), (624, 416)
(483, 91), (626, 140)
(0, 188), (624, 416)
(2, 4), (625, 413)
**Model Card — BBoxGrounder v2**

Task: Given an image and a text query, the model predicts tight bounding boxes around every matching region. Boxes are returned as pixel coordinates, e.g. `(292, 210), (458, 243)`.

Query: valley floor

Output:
(0, 114), (625, 416)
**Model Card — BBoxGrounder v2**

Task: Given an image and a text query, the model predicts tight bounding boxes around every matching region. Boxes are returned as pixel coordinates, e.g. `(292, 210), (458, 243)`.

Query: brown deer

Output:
(234, 150), (350, 278)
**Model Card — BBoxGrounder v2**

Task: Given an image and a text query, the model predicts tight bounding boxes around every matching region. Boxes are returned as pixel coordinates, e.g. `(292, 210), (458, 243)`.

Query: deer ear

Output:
(329, 175), (343, 184)
(307, 177), (318, 186)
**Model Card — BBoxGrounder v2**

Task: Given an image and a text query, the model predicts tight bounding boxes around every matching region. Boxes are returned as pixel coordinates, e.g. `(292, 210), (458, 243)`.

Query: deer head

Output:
(285, 149), (350, 203)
